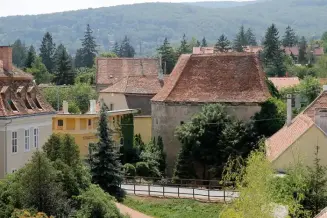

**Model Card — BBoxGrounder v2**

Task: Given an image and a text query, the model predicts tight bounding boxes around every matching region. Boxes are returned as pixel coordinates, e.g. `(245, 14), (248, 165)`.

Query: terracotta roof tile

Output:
(96, 58), (160, 86)
(152, 53), (270, 103)
(268, 77), (300, 90)
(283, 46), (324, 56)
(266, 114), (314, 162)
(100, 75), (167, 95)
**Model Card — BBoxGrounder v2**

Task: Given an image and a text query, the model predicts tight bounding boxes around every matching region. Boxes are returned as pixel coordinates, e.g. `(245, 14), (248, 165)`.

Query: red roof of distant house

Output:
(152, 53), (270, 103)
(268, 77), (300, 90)
(96, 58), (160, 86)
(283, 46), (324, 56)
(100, 75), (167, 95)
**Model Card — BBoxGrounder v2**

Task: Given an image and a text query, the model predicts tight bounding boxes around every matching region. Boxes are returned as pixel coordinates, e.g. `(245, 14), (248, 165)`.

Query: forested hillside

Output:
(0, 0), (327, 55)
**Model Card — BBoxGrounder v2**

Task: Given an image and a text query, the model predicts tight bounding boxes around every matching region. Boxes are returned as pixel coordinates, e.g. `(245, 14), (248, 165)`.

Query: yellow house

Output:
(266, 88), (327, 171)
(52, 100), (138, 157)
(134, 115), (152, 143)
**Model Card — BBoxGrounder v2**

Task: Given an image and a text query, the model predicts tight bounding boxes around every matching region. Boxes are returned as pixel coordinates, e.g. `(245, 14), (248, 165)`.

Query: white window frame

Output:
(33, 128), (39, 148)
(12, 131), (17, 154)
(25, 129), (30, 152)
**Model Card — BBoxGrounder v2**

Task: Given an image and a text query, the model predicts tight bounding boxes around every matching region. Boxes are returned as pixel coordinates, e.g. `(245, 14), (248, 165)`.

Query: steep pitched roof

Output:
(96, 58), (159, 85)
(266, 114), (315, 162)
(100, 75), (167, 95)
(268, 77), (300, 90)
(303, 91), (327, 120)
(152, 53), (270, 103)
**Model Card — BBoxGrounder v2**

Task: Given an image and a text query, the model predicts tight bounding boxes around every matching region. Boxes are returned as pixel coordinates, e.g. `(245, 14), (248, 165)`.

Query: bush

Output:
(136, 162), (150, 177)
(68, 101), (81, 114)
(123, 163), (136, 177)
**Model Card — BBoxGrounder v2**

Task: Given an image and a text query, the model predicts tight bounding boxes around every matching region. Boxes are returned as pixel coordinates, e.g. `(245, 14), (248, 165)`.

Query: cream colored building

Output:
(0, 46), (55, 178)
(267, 87), (327, 171)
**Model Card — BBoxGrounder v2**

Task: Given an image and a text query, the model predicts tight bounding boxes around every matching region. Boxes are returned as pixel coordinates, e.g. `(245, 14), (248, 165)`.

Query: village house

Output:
(52, 100), (138, 157)
(0, 46), (55, 178)
(266, 87), (327, 172)
(151, 53), (271, 174)
(96, 57), (160, 92)
(283, 46), (324, 60)
(192, 46), (263, 54)
(268, 77), (300, 91)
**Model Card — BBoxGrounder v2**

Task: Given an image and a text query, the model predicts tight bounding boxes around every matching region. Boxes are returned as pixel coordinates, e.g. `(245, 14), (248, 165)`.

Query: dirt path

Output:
(115, 202), (153, 218)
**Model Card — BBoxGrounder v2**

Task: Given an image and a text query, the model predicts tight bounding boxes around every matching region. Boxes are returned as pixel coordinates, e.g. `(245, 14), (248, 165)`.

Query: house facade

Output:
(52, 100), (138, 157)
(0, 46), (55, 178)
(267, 88), (327, 171)
(152, 53), (271, 174)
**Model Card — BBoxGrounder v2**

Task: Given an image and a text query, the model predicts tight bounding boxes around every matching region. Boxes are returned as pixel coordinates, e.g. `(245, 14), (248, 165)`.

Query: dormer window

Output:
(8, 99), (18, 112)
(16, 86), (24, 98)
(34, 97), (43, 110)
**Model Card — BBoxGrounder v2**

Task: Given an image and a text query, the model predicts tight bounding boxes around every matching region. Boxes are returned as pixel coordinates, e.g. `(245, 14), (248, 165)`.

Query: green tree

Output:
(237, 25), (248, 46)
(299, 76), (321, 103)
(178, 34), (191, 55)
(174, 104), (258, 180)
(80, 24), (98, 68)
(298, 36), (308, 65)
(74, 67), (95, 85)
(43, 133), (62, 161)
(119, 36), (135, 58)
(263, 24), (286, 76)
(74, 185), (123, 218)
(233, 34), (244, 52)
(173, 143), (197, 180)
(253, 97), (286, 137)
(245, 28), (257, 46)
(39, 32), (56, 72)
(74, 48), (84, 68)
(303, 146), (327, 217)
(19, 151), (70, 216)
(99, 52), (118, 58)
(60, 134), (80, 167)
(157, 37), (177, 74)
(201, 37), (208, 47)
(189, 37), (199, 49)
(54, 44), (74, 85)
(112, 41), (121, 57)
(215, 34), (231, 53)
(156, 136), (166, 176)
(24, 45), (36, 69)
(89, 105), (123, 199)
(282, 25), (297, 47)
(25, 56), (53, 84)
(12, 39), (27, 68)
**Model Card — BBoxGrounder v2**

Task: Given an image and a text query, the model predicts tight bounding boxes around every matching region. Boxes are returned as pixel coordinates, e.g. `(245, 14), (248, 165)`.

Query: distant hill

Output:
(0, 0), (326, 56)
(186, 1), (256, 8)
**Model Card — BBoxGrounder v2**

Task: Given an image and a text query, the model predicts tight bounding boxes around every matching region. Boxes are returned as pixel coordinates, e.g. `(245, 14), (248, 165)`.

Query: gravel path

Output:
(115, 202), (153, 218)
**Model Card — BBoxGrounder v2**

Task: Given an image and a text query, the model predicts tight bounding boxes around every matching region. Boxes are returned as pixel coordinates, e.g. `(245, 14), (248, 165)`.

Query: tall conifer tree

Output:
(201, 37), (208, 47)
(119, 36), (135, 58)
(157, 37), (177, 74)
(25, 45), (36, 69)
(298, 36), (308, 65)
(282, 25), (297, 47)
(215, 34), (231, 53)
(81, 24), (97, 68)
(178, 34), (191, 55)
(54, 44), (74, 85)
(40, 32), (56, 72)
(245, 28), (257, 46)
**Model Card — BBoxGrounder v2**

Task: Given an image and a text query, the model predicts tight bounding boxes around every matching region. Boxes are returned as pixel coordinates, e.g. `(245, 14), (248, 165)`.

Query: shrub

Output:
(136, 162), (150, 177)
(123, 163), (136, 177)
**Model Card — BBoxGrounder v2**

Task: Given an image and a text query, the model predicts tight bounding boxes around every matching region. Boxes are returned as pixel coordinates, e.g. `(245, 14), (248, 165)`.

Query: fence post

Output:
(134, 183), (136, 195)
(224, 189), (226, 203)
(178, 186), (180, 198)
(148, 184), (150, 196)
(208, 183), (210, 201)
(163, 184), (165, 197)
(193, 187), (195, 199)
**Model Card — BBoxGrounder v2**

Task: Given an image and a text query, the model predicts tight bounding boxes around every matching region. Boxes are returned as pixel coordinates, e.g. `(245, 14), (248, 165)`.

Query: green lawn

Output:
(123, 196), (222, 218)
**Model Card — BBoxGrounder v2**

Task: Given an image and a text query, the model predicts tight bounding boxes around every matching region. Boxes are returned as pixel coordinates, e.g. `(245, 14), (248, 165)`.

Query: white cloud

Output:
(0, 0), (251, 17)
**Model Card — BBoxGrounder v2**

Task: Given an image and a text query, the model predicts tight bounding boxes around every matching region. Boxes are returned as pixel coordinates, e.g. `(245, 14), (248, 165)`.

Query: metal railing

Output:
(120, 176), (239, 202)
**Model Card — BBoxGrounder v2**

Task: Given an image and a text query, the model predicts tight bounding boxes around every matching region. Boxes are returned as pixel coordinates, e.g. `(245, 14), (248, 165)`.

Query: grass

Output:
(123, 196), (222, 218)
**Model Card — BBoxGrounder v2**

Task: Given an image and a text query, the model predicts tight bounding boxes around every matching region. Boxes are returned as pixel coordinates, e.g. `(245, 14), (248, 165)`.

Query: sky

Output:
(0, 0), (250, 17)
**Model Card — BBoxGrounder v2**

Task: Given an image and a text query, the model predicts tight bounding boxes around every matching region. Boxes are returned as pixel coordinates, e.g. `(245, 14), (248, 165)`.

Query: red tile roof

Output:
(268, 77), (300, 90)
(266, 114), (314, 162)
(152, 53), (270, 103)
(96, 58), (160, 86)
(283, 46), (324, 56)
(100, 75), (167, 95)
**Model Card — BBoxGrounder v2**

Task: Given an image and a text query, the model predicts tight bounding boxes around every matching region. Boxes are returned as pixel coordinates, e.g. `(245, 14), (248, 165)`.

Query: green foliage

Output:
(25, 45), (36, 69)
(11, 210), (52, 218)
(135, 162), (150, 177)
(123, 164), (136, 177)
(298, 36), (308, 64)
(233, 25), (247, 52)
(253, 97), (286, 137)
(313, 54), (327, 77)
(99, 52), (118, 58)
(215, 34), (230, 52)
(25, 56), (53, 84)
(299, 76), (321, 102)
(80, 24), (98, 68)
(266, 78), (280, 98)
(124, 196), (222, 218)
(178, 34), (191, 55)
(282, 25), (297, 47)
(74, 67), (96, 85)
(156, 136), (166, 176)
(201, 37), (208, 47)
(68, 101), (81, 114)
(119, 36), (135, 58)
(263, 24), (286, 77)
(157, 37), (177, 74)
(174, 104), (259, 180)
(39, 32), (56, 72)
(41, 83), (97, 113)
(74, 185), (122, 218)
(89, 105), (123, 199)
(12, 39), (27, 68)
(53, 44), (74, 85)
(245, 28), (257, 46)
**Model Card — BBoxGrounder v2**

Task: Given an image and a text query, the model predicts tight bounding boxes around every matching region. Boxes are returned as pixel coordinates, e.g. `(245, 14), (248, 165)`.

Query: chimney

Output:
(63, 101), (69, 114)
(0, 46), (13, 72)
(158, 55), (164, 81)
(287, 94), (292, 126)
(89, 100), (96, 114)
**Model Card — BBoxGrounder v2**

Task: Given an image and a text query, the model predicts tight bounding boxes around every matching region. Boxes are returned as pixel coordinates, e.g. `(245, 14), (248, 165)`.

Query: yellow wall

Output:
(273, 126), (327, 171)
(134, 116), (152, 143)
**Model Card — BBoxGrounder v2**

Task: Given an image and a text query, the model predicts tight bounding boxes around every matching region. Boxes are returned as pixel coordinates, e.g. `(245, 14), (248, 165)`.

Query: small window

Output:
(112, 117), (115, 125)
(12, 132), (17, 153)
(180, 121), (184, 125)
(34, 128), (39, 148)
(34, 98), (43, 110)
(11, 169), (17, 173)
(25, 129), (30, 151)
(24, 99), (32, 110)
(8, 100), (18, 112)
(110, 103), (114, 111)
(58, 120), (64, 127)
(88, 119), (92, 126)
